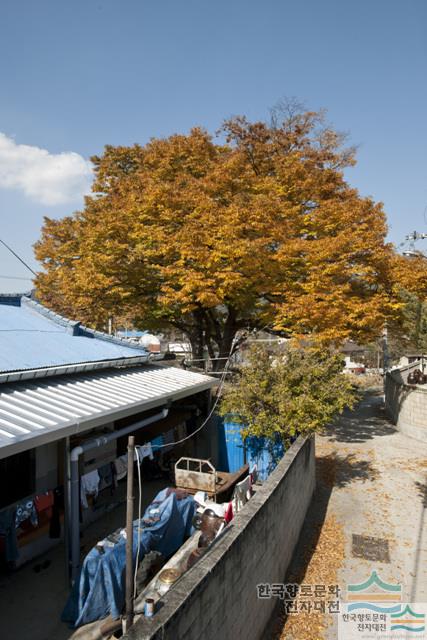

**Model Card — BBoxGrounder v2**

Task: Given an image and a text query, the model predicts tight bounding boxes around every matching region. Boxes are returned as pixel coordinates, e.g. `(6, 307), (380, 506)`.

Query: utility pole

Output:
(403, 231), (427, 257)
(382, 325), (389, 373)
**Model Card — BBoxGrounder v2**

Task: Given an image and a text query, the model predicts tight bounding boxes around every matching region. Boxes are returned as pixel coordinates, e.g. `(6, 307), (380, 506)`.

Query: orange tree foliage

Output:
(34, 106), (420, 362)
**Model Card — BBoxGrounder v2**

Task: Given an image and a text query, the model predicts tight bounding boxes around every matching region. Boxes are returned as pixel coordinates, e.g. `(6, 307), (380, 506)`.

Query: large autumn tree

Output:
(34, 103), (419, 364)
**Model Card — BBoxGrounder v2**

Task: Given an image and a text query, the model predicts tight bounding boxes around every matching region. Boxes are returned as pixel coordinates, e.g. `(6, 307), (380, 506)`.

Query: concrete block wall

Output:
(126, 435), (316, 640)
(385, 363), (427, 443)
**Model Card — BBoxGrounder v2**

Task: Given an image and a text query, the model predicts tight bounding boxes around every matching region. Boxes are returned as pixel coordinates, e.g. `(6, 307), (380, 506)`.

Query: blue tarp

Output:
(245, 434), (285, 481)
(62, 489), (195, 627)
(218, 414), (286, 480)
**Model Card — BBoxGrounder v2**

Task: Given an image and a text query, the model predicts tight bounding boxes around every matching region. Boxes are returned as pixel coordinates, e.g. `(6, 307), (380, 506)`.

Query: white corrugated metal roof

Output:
(0, 365), (216, 459)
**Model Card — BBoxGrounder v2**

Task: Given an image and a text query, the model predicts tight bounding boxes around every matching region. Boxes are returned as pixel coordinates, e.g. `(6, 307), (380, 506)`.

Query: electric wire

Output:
(130, 335), (241, 601)
(0, 237), (37, 276)
(150, 338), (237, 452)
(130, 336), (239, 599)
(133, 446), (143, 601)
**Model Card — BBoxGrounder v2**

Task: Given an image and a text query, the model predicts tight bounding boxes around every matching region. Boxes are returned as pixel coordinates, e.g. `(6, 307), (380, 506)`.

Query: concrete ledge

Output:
(125, 435), (316, 640)
(385, 364), (427, 443)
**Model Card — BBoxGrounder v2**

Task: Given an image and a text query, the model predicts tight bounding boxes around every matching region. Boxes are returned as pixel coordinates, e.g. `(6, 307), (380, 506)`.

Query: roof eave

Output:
(0, 375), (216, 460)
(0, 354), (163, 384)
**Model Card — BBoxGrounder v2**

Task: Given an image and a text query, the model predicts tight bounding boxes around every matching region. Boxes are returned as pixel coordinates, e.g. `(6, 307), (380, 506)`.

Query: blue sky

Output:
(0, 0), (426, 292)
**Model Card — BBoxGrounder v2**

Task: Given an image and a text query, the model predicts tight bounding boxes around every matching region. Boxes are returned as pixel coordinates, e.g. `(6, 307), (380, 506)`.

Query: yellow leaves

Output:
(34, 111), (408, 347)
(390, 253), (427, 298)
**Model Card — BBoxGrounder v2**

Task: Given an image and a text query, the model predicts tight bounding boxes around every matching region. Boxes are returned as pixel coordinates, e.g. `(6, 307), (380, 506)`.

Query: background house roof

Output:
(0, 293), (152, 378)
(116, 330), (147, 339)
(340, 342), (368, 354)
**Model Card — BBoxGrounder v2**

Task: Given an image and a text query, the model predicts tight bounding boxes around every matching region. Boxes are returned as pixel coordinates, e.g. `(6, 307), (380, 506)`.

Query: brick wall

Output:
(125, 435), (315, 640)
(385, 362), (427, 443)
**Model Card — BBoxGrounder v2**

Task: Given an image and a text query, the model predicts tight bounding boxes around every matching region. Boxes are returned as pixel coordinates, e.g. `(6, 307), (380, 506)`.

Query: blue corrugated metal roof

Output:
(0, 294), (150, 374)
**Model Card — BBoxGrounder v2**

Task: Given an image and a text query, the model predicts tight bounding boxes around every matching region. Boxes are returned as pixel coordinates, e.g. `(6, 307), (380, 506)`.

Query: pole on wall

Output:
(68, 408), (168, 583)
(64, 436), (71, 584)
(125, 436), (135, 632)
(382, 325), (389, 372)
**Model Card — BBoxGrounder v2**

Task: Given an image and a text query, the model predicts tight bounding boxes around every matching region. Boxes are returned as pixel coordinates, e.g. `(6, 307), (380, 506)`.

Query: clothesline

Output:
(80, 431), (176, 509)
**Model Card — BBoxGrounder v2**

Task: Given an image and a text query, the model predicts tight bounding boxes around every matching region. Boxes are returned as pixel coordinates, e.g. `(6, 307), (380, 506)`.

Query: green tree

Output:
(219, 345), (356, 443)
(388, 291), (427, 363)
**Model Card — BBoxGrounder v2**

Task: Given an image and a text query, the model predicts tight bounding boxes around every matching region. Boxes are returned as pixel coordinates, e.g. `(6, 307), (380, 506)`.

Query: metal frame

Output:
(174, 457), (218, 495)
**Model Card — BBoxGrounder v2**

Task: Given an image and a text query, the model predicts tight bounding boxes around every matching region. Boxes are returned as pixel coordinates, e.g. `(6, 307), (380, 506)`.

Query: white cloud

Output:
(0, 132), (93, 206)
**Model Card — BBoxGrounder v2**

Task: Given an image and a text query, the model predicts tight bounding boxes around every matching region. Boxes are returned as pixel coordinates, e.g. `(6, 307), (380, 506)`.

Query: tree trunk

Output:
(179, 307), (240, 372)
(212, 307), (238, 372)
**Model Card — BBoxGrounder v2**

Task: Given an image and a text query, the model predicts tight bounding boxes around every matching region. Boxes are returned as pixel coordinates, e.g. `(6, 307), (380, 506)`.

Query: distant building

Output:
(340, 342), (369, 374)
(116, 329), (162, 353)
(398, 353), (426, 368)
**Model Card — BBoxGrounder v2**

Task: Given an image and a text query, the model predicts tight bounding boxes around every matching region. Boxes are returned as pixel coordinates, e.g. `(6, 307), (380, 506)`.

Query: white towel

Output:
(138, 443), (154, 461)
(232, 475), (252, 513)
(113, 454), (128, 481)
(80, 469), (100, 509)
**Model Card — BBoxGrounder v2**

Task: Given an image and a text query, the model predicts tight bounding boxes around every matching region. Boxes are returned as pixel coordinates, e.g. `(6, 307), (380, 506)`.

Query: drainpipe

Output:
(64, 436), (71, 586)
(70, 407), (169, 583)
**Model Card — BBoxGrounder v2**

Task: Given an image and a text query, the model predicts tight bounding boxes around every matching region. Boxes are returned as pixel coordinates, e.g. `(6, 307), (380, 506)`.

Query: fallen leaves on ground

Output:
(393, 458), (427, 472)
(276, 513), (345, 640)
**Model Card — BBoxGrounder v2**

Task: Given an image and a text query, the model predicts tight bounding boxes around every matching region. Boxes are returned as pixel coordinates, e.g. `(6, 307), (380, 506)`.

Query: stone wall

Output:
(385, 362), (427, 443)
(126, 435), (316, 640)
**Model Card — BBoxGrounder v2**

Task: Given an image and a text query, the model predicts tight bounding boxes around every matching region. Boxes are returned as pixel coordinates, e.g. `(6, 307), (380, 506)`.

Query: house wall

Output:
(125, 435), (316, 640)
(10, 404), (205, 566)
(35, 442), (59, 493)
(13, 428), (118, 566)
(385, 362), (427, 443)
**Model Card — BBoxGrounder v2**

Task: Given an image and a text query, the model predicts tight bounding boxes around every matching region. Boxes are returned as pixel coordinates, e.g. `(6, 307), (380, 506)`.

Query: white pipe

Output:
(70, 407), (169, 582)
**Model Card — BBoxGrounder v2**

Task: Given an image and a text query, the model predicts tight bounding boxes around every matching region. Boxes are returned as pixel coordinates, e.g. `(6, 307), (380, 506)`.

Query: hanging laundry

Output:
(98, 463), (113, 491)
(231, 475), (252, 513)
(80, 470), (100, 509)
(138, 443), (154, 461)
(15, 499), (38, 528)
(224, 501), (234, 524)
(34, 491), (54, 519)
(0, 507), (18, 563)
(150, 434), (164, 452)
(175, 422), (186, 442)
(113, 454), (128, 481)
(249, 463), (258, 485)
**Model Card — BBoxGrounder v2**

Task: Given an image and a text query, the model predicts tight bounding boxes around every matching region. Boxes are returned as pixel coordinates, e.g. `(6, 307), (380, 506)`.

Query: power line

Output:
(151, 336), (238, 452)
(0, 274), (33, 281)
(0, 238), (37, 277)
